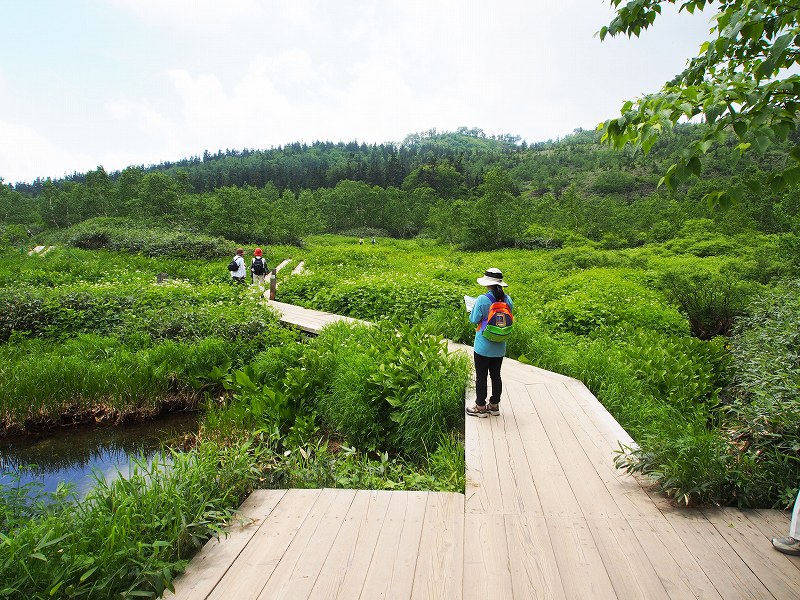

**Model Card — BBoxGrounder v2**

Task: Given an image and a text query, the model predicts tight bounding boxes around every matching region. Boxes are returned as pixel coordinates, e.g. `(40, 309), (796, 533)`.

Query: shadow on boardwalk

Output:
(165, 302), (800, 600)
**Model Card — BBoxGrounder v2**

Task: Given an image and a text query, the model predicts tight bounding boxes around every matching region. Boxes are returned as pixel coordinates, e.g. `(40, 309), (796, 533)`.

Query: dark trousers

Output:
(474, 352), (503, 406)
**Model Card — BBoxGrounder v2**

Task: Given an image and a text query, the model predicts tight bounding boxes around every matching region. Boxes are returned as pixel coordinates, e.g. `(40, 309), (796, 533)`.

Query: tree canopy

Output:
(599, 0), (800, 207)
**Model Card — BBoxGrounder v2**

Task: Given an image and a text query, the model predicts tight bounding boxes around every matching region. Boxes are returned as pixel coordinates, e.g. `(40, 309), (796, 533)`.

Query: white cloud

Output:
(109, 0), (265, 31)
(0, 0), (716, 182)
(107, 99), (175, 139)
(0, 121), (93, 183)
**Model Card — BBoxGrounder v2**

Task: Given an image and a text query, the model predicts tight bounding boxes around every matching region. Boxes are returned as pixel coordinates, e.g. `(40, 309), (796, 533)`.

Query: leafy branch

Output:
(599, 0), (800, 208)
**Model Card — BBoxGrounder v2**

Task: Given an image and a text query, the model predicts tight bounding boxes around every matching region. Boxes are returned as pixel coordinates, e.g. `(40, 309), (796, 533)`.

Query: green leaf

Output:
(781, 166), (800, 187)
(687, 156), (702, 176)
(703, 190), (734, 210)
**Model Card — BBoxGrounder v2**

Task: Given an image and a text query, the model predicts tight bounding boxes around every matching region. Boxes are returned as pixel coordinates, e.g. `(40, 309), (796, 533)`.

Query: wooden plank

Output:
(509, 383), (583, 518)
(257, 488), (356, 600)
(549, 382), (663, 521)
(750, 508), (796, 539)
(747, 510), (800, 574)
(491, 381), (544, 516)
(486, 394), (524, 516)
(505, 514), (566, 600)
(411, 493), (464, 600)
(663, 509), (774, 600)
(563, 379), (636, 448)
(274, 259), (292, 272)
(500, 360), (564, 385)
(502, 357), (576, 384)
(527, 382), (623, 519)
(207, 488), (322, 600)
(585, 517), (671, 600)
(627, 517), (722, 600)
(465, 392), (503, 514)
(165, 489), (287, 600)
(545, 516), (618, 599)
(463, 513), (513, 600)
(359, 490), (428, 599)
(703, 508), (800, 599)
(464, 388), (489, 513)
(308, 489), (393, 599)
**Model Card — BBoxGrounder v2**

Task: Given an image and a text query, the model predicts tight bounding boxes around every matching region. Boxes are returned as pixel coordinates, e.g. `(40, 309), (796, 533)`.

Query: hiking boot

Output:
(773, 536), (800, 555)
(487, 403), (500, 416)
(466, 404), (489, 418)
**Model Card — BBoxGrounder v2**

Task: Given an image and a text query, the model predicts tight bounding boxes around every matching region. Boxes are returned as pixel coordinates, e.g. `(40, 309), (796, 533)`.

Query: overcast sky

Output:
(0, 0), (713, 184)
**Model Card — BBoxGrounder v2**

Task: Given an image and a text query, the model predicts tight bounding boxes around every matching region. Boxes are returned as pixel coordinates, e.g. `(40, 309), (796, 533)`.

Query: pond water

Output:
(0, 411), (199, 499)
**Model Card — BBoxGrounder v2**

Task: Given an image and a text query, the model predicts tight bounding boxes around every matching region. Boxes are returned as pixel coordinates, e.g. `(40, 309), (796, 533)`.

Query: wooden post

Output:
(269, 268), (277, 300)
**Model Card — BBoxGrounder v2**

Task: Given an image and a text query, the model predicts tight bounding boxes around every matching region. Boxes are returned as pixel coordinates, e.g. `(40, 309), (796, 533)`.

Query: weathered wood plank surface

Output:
(267, 300), (363, 334)
(167, 303), (800, 599)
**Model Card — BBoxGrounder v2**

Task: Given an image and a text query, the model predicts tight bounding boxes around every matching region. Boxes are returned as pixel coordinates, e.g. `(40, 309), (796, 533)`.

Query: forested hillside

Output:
(2, 125), (797, 254)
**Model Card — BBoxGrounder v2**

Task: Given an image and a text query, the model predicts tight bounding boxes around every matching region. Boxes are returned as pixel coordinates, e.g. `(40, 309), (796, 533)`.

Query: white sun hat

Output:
(476, 267), (508, 287)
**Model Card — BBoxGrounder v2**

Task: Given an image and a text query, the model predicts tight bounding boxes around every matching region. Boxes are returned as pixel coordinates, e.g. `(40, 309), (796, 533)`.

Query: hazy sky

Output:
(1, 0), (713, 184)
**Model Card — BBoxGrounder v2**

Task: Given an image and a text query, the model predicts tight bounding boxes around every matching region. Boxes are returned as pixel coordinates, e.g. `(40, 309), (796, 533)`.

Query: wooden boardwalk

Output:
(166, 302), (800, 599)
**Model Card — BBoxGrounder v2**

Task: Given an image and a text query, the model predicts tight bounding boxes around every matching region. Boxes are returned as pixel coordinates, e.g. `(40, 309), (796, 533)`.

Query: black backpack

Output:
(252, 257), (266, 275)
(227, 257), (239, 272)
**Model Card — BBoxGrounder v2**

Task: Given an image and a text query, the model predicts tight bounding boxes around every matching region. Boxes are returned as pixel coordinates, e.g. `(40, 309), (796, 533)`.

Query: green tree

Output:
(117, 166), (144, 216)
(402, 160), (465, 199)
(0, 180), (38, 225)
(84, 166), (112, 217)
(138, 172), (180, 216)
(599, 1), (800, 207)
(463, 167), (516, 250)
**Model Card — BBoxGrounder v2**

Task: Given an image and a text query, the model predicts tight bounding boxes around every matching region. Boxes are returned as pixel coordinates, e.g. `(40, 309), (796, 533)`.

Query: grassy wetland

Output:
(0, 127), (798, 598)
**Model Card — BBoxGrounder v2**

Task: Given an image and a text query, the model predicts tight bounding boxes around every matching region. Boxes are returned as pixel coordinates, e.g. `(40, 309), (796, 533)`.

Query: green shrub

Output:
(538, 269), (688, 336)
(61, 218), (233, 258)
(300, 278), (462, 324)
(660, 270), (752, 339)
(664, 219), (739, 257)
(295, 321), (469, 460)
(419, 306), (475, 345)
(616, 409), (732, 506)
(724, 279), (800, 506)
(621, 331), (728, 412)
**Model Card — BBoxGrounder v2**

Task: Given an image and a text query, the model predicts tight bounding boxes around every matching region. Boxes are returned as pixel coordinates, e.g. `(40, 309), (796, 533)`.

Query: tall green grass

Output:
(0, 441), (266, 599)
(0, 335), (263, 433)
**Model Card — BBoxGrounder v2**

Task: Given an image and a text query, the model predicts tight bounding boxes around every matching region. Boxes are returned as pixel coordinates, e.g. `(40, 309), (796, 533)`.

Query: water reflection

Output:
(0, 411), (199, 498)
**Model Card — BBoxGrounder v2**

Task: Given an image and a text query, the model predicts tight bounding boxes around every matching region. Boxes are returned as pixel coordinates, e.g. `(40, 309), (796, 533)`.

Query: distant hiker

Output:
(773, 488), (800, 555)
(228, 248), (246, 284)
(371, 237), (376, 244)
(251, 247), (269, 286)
(466, 268), (514, 418)
(359, 238), (364, 245)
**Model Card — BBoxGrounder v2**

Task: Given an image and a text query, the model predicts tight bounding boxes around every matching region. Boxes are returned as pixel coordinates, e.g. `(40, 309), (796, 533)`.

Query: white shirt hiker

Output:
(230, 254), (246, 279)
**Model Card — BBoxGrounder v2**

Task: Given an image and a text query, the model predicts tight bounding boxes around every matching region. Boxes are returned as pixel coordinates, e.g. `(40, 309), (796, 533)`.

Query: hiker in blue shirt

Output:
(466, 267), (513, 418)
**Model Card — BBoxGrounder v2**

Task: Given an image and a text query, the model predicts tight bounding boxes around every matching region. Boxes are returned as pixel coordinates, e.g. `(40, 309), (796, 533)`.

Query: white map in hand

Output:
(464, 295), (476, 312)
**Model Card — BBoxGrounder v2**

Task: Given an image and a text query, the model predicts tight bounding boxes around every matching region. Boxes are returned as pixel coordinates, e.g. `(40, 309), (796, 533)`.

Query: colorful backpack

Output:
(478, 292), (514, 342)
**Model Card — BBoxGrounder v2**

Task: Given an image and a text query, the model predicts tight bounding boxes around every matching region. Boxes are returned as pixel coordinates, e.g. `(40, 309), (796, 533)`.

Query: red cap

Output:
(254, 248), (263, 257)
